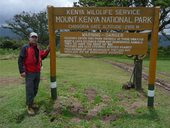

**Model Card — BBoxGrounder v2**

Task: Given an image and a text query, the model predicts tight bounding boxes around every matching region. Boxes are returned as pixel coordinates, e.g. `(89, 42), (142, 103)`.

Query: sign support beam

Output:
(47, 6), (57, 100)
(147, 7), (160, 107)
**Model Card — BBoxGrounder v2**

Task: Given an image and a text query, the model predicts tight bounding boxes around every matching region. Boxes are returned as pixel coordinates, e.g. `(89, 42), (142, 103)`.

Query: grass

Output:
(0, 53), (170, 128)
(0, 48), (19, 60)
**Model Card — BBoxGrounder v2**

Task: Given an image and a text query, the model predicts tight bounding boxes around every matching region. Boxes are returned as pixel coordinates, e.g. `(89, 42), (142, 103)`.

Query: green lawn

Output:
(0, 54), (170, 128)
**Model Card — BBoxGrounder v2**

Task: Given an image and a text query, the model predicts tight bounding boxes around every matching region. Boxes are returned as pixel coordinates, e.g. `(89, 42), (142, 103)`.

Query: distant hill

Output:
(0, 27), (20, 39)
(158, 34), (170, 47)
(0, 27), (170, 46)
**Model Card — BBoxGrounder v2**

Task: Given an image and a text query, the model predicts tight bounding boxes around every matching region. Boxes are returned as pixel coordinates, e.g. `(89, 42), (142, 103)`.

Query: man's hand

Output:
(20, 72), (26, 78)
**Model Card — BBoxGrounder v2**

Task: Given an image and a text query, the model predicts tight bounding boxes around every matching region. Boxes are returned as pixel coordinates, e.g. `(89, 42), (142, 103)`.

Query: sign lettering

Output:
(53, 7), (154, 30)
(60, 32), (148, 55)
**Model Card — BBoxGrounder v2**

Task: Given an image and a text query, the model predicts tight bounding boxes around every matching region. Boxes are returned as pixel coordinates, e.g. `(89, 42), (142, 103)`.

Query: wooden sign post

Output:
(47, 6), (160, 107)
(148, 7), (160, 107)
(47, 6), (57, 100)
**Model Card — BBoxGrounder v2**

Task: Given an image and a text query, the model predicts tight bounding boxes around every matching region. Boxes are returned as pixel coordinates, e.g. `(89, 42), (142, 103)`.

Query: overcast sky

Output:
(0, 0), (78, 26)
(0, 0), (170, 34)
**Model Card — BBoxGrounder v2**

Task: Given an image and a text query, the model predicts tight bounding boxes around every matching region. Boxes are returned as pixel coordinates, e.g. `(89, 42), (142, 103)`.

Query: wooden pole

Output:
(147, 7), (160, 107)
(47, 6), (57, 100)
(134, 57), (142, 90)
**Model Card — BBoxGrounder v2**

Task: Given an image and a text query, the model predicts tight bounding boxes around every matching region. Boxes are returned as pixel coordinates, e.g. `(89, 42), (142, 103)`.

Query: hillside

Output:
(0, 27), (20, 39)
(0, 27), (170, 46)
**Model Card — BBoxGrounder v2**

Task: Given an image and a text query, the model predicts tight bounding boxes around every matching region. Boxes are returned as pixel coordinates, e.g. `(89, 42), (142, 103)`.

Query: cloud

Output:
(0, 0), (78, 25)
(163, 29), (170, 35)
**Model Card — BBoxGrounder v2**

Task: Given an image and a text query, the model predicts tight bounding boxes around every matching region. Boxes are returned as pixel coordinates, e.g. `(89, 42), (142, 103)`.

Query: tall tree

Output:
(74, 0), (115, 7)
(3, 11), (48, 43)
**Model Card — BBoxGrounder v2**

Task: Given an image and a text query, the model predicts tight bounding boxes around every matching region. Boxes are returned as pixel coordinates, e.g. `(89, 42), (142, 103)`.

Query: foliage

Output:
(158, 46), (170, 57)
(3, 11), (48, 43)
(0, 48), (18, 55)
(0, 38), (26, 50)
(74, 0), (115, 7)
(153, 0), (170, 33)
(0, 36), (50, 50)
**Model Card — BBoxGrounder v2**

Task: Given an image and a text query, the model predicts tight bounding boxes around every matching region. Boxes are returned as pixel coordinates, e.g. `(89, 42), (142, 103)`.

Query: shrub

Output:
(157, 46), (170, 57)
(0, 39), (26, 50)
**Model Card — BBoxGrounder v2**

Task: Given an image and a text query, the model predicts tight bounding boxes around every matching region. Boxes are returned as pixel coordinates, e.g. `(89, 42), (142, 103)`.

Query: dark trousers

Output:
(25, 72), (40, 106)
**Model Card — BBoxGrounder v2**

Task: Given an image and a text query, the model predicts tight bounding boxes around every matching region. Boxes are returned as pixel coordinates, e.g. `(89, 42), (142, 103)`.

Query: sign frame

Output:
(47, 6), (160, 107)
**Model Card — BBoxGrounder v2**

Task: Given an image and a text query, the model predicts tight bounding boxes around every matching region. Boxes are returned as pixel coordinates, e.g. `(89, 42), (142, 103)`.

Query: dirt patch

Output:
(116, 92), (146, 114)
(0, 76), (23, 86)
(123, 101), (145, 114)
(116, 93), (132, 101)
(102, 114), (117, 123)
(84, 88), (97, 101)
(86, 103), (106, 120)
(69, 100), (84, 114)
(52, 97), (85, 115)
(116, 90), (146, 102)
(68, 86), (76, 93)
(119, 100), (145, 114)
(70, 117), (81, 123)
(101, 95), (111, 103)
(125, 101), (146, 114)
(51, 96), (118, 123)
(129, 101), (145, 110)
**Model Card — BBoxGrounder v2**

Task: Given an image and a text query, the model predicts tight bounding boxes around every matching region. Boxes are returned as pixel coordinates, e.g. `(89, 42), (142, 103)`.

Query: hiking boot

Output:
(27, 107), (35, 116)
(32, 104), (39, 109)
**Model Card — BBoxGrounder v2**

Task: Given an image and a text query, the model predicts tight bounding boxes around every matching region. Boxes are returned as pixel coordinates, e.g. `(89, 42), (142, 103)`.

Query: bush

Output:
(158, 46), (170, 57)
(0, 48), (19, 55)
(0, 39), (25, 49)
(0, 38), (48, 50)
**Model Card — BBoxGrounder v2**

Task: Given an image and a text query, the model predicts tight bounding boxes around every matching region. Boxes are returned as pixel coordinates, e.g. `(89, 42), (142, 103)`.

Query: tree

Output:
(3, 11), (48, 43)
(74, 0), (170, 40)
(73, 0), (115, 7)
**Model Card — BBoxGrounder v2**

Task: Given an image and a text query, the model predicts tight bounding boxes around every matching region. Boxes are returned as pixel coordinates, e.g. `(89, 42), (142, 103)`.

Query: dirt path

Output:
(102, 59), (170, 91)
(0, 76), (23, 86)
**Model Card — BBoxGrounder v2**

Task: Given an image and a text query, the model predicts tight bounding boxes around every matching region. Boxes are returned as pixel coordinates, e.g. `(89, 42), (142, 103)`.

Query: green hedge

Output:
(0, 38), (26, 49)
(157, 46), (170, 57)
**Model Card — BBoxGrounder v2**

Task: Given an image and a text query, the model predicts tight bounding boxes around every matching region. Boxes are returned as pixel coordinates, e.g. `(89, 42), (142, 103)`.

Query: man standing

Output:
(18, 32), (50, 115)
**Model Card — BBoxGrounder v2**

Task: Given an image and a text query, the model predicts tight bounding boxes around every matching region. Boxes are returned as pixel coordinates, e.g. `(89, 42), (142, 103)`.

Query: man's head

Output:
(29, 32), (38, 44)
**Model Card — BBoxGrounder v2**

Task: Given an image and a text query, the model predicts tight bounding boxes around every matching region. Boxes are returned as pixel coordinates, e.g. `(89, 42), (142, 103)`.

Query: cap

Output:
(30, 32), (38, 38)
